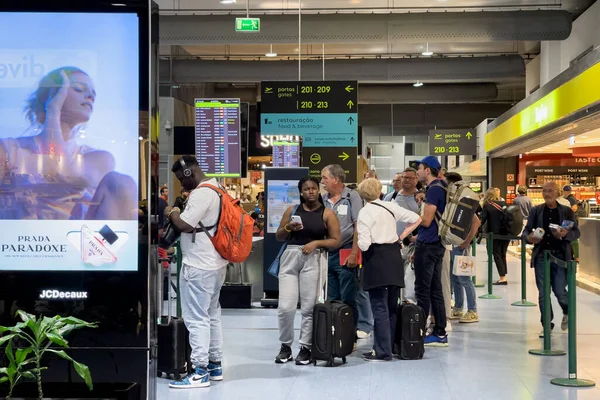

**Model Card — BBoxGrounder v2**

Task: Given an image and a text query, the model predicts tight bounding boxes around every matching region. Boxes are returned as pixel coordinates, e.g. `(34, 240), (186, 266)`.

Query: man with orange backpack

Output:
(165, 156), (253, 389)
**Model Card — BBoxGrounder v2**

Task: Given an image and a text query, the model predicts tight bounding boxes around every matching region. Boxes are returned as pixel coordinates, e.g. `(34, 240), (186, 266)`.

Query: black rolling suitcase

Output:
(311, 250), (355, 367)
(394, 303), (426, 360)
(157, 247), (192, 379)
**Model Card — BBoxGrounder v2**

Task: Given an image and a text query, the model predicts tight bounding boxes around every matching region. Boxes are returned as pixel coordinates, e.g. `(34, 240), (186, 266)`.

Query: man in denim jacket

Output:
(522, 181), (580, 337)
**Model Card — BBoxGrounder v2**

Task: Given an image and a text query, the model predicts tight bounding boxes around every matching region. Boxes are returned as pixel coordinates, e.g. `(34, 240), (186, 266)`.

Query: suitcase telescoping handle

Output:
(316, 249), (329, 303)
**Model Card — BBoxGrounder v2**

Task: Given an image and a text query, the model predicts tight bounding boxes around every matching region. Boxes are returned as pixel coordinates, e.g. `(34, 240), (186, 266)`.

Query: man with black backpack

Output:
(413, 156), (449, 347)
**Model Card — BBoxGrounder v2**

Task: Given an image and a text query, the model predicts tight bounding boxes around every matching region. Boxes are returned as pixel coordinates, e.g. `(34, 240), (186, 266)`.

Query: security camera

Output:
(165, 120), (172, 131)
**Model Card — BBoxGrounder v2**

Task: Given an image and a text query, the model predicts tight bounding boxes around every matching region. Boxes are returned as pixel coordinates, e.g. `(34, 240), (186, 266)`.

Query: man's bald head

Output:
(542, 181), (560, 206)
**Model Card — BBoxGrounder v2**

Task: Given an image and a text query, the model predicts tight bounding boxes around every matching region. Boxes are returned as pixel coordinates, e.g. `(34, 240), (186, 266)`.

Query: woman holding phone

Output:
(0, 67), (136, 220)
(274, 176), (341, 366)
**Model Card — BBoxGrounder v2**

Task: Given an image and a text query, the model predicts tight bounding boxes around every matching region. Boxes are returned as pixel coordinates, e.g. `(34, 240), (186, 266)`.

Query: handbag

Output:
(452, 248), (476, 276)
(159, 219), (181, 250)
(267, 205), (299, 278)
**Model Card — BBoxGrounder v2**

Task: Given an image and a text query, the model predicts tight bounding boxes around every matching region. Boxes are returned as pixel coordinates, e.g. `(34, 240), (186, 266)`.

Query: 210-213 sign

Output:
(433, 146), (461, 154)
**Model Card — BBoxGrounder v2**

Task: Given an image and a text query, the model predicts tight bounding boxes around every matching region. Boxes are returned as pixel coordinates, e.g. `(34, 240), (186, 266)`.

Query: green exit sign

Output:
(235, 18), (260, 32)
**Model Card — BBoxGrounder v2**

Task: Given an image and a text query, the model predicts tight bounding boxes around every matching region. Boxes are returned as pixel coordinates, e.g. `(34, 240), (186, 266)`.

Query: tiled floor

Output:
(157, 244), (600, 400)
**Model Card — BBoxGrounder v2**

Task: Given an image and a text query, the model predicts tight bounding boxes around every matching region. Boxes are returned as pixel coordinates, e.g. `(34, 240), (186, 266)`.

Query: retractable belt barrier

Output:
(511, 235), (536, 307)
(527, 252), (596, 387)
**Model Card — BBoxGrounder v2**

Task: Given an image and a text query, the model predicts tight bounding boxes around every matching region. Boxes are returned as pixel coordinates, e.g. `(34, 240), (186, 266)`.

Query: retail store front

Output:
(485, 47), (600, 292)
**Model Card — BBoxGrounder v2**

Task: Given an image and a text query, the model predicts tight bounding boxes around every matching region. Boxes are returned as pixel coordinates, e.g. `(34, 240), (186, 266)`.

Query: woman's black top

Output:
(481, 201), (508, 235)
(288, 204), (327, 246)
(362, 242), (403, 291)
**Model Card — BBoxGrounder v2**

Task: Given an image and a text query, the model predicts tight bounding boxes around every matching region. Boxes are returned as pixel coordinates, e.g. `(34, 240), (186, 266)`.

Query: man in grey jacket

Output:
(522, 181), (580, 337)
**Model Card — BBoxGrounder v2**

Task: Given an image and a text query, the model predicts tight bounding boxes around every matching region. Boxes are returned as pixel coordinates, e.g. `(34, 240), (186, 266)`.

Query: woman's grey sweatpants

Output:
(278, 246), (326, 348)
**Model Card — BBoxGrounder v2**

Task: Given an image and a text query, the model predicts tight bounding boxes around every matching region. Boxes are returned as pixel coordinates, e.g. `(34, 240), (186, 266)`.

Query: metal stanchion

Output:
(512, 236), (537, 307)
(551, 260), (596, 387)
(471, 241), (485, 288)
(529, 251), (566, 357)
(479, 233), (502, 299)
(176, 242), (182, 318)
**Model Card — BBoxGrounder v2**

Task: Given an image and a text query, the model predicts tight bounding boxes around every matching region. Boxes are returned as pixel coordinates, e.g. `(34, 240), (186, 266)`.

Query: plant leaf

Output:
(59, 316), (98, 329)
(0, 326), (19, 334)
(0, 367), (7, 375)
(71, 360), (93, 391)
(5, 340), (15, 364)
(0, 376), (8, 384)
(0, 333), (16, 346)
(46, 330), (69, 348)
(15, 348), (32, 365)
(21, 371), (36, 380)
(16, 311), (39, 338)
(46, 349), (94, 391)
(40, 316), (59, 335)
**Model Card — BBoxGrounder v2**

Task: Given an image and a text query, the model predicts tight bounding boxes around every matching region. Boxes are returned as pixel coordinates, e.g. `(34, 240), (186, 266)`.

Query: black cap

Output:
(99, 225), (119, 245)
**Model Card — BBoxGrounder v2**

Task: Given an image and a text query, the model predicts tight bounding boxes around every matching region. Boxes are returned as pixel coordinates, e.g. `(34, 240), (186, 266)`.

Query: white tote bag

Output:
(453, 251), (476, 277)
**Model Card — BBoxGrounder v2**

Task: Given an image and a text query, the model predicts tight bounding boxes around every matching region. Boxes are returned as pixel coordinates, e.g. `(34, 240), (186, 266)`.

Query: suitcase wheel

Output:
(342, 356), (347, 364)
(327, 359), (334, 367)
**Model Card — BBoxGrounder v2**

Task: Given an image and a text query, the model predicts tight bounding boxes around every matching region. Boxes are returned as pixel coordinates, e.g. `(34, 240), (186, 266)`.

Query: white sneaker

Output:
(561, 315), (568, 331)
(356, 330), (371, 339)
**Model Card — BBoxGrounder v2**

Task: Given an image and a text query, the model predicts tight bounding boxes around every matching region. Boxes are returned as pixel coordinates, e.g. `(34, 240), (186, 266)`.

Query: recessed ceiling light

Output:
(111, 3), (127, 6)
(422, 43), (433, 56)
(413, 81), (424, 87)
(220, 0), (236, 3)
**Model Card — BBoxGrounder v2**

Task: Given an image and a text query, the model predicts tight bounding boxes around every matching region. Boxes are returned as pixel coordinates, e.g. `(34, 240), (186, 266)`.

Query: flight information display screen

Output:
(195, 98), (241, 177)
(272, 140), (300, 168)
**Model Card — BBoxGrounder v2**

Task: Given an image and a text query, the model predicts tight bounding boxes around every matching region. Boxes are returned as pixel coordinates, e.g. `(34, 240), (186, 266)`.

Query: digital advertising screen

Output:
(0, 12), (140, 272)
(266, 180), (300, 233)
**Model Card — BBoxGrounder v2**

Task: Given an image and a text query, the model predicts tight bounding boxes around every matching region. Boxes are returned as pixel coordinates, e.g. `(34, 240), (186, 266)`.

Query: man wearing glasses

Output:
(384, 168), (420, 303)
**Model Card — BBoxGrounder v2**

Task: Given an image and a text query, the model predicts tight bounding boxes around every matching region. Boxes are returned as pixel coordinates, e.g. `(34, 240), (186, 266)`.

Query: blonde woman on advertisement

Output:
(0, 67), (136, 220)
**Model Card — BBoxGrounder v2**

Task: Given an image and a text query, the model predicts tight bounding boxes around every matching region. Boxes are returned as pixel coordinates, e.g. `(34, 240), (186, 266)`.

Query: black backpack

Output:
(575, 200), (591, 219)
(491, 202), (523, 237)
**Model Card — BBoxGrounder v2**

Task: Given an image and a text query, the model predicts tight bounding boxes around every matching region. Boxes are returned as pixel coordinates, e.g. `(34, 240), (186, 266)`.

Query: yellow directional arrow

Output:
(264, 87), (273, 94)
(338, 152), (349, 161)
(345, 85), (355, 93)
(466, 131), (473, 139)
(347, 100), (355, 109)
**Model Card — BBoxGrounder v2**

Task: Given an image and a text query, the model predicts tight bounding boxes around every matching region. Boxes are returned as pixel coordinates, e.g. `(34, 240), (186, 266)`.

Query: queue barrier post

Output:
(550, 260), (596, 387)
(512, 236), (537, 307)
(176, 241), (182, 318)
(479, 233), (502, 299)
(471, 241), (485, 288)
(529, 251), (566, 357)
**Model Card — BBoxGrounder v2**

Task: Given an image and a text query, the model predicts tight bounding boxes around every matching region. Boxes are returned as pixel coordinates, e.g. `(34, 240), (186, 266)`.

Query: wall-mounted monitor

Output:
(194, 98), (241, 178)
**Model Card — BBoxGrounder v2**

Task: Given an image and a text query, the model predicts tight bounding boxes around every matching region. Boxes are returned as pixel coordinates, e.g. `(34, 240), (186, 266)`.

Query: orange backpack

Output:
(197, 183), (254, 263)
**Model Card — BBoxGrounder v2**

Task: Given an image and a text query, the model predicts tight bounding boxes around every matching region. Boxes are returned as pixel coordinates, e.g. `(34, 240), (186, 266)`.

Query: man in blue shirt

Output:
(414, 156), (449, 347)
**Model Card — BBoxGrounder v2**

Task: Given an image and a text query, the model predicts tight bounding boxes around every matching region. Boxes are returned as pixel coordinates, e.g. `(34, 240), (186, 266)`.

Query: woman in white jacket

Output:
(356, 178), (422, 362)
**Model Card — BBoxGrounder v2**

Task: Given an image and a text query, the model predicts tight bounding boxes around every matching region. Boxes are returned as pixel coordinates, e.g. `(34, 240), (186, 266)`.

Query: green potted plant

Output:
(0, 311), (97, 400)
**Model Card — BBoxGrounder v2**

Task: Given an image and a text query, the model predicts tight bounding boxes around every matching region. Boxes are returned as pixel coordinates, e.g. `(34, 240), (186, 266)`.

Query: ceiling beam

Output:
(160, 11), (572, 45)
(161, 56), (525, 84)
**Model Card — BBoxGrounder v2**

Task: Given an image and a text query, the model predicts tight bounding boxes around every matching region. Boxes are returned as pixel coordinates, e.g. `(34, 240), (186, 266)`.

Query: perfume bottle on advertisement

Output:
(80, 225), (119, 266)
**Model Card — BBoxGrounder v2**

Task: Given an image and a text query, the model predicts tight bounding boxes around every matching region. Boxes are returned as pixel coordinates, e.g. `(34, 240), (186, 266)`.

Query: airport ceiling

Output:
(157, 0), (596, 104)
(158, 0), (593, 62)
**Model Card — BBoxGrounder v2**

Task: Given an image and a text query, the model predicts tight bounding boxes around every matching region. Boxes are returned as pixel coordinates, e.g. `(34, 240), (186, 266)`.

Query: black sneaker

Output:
(295, 346), (311, 365)
(275, 344), (293, 364)
(363, 350), (392, 362)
